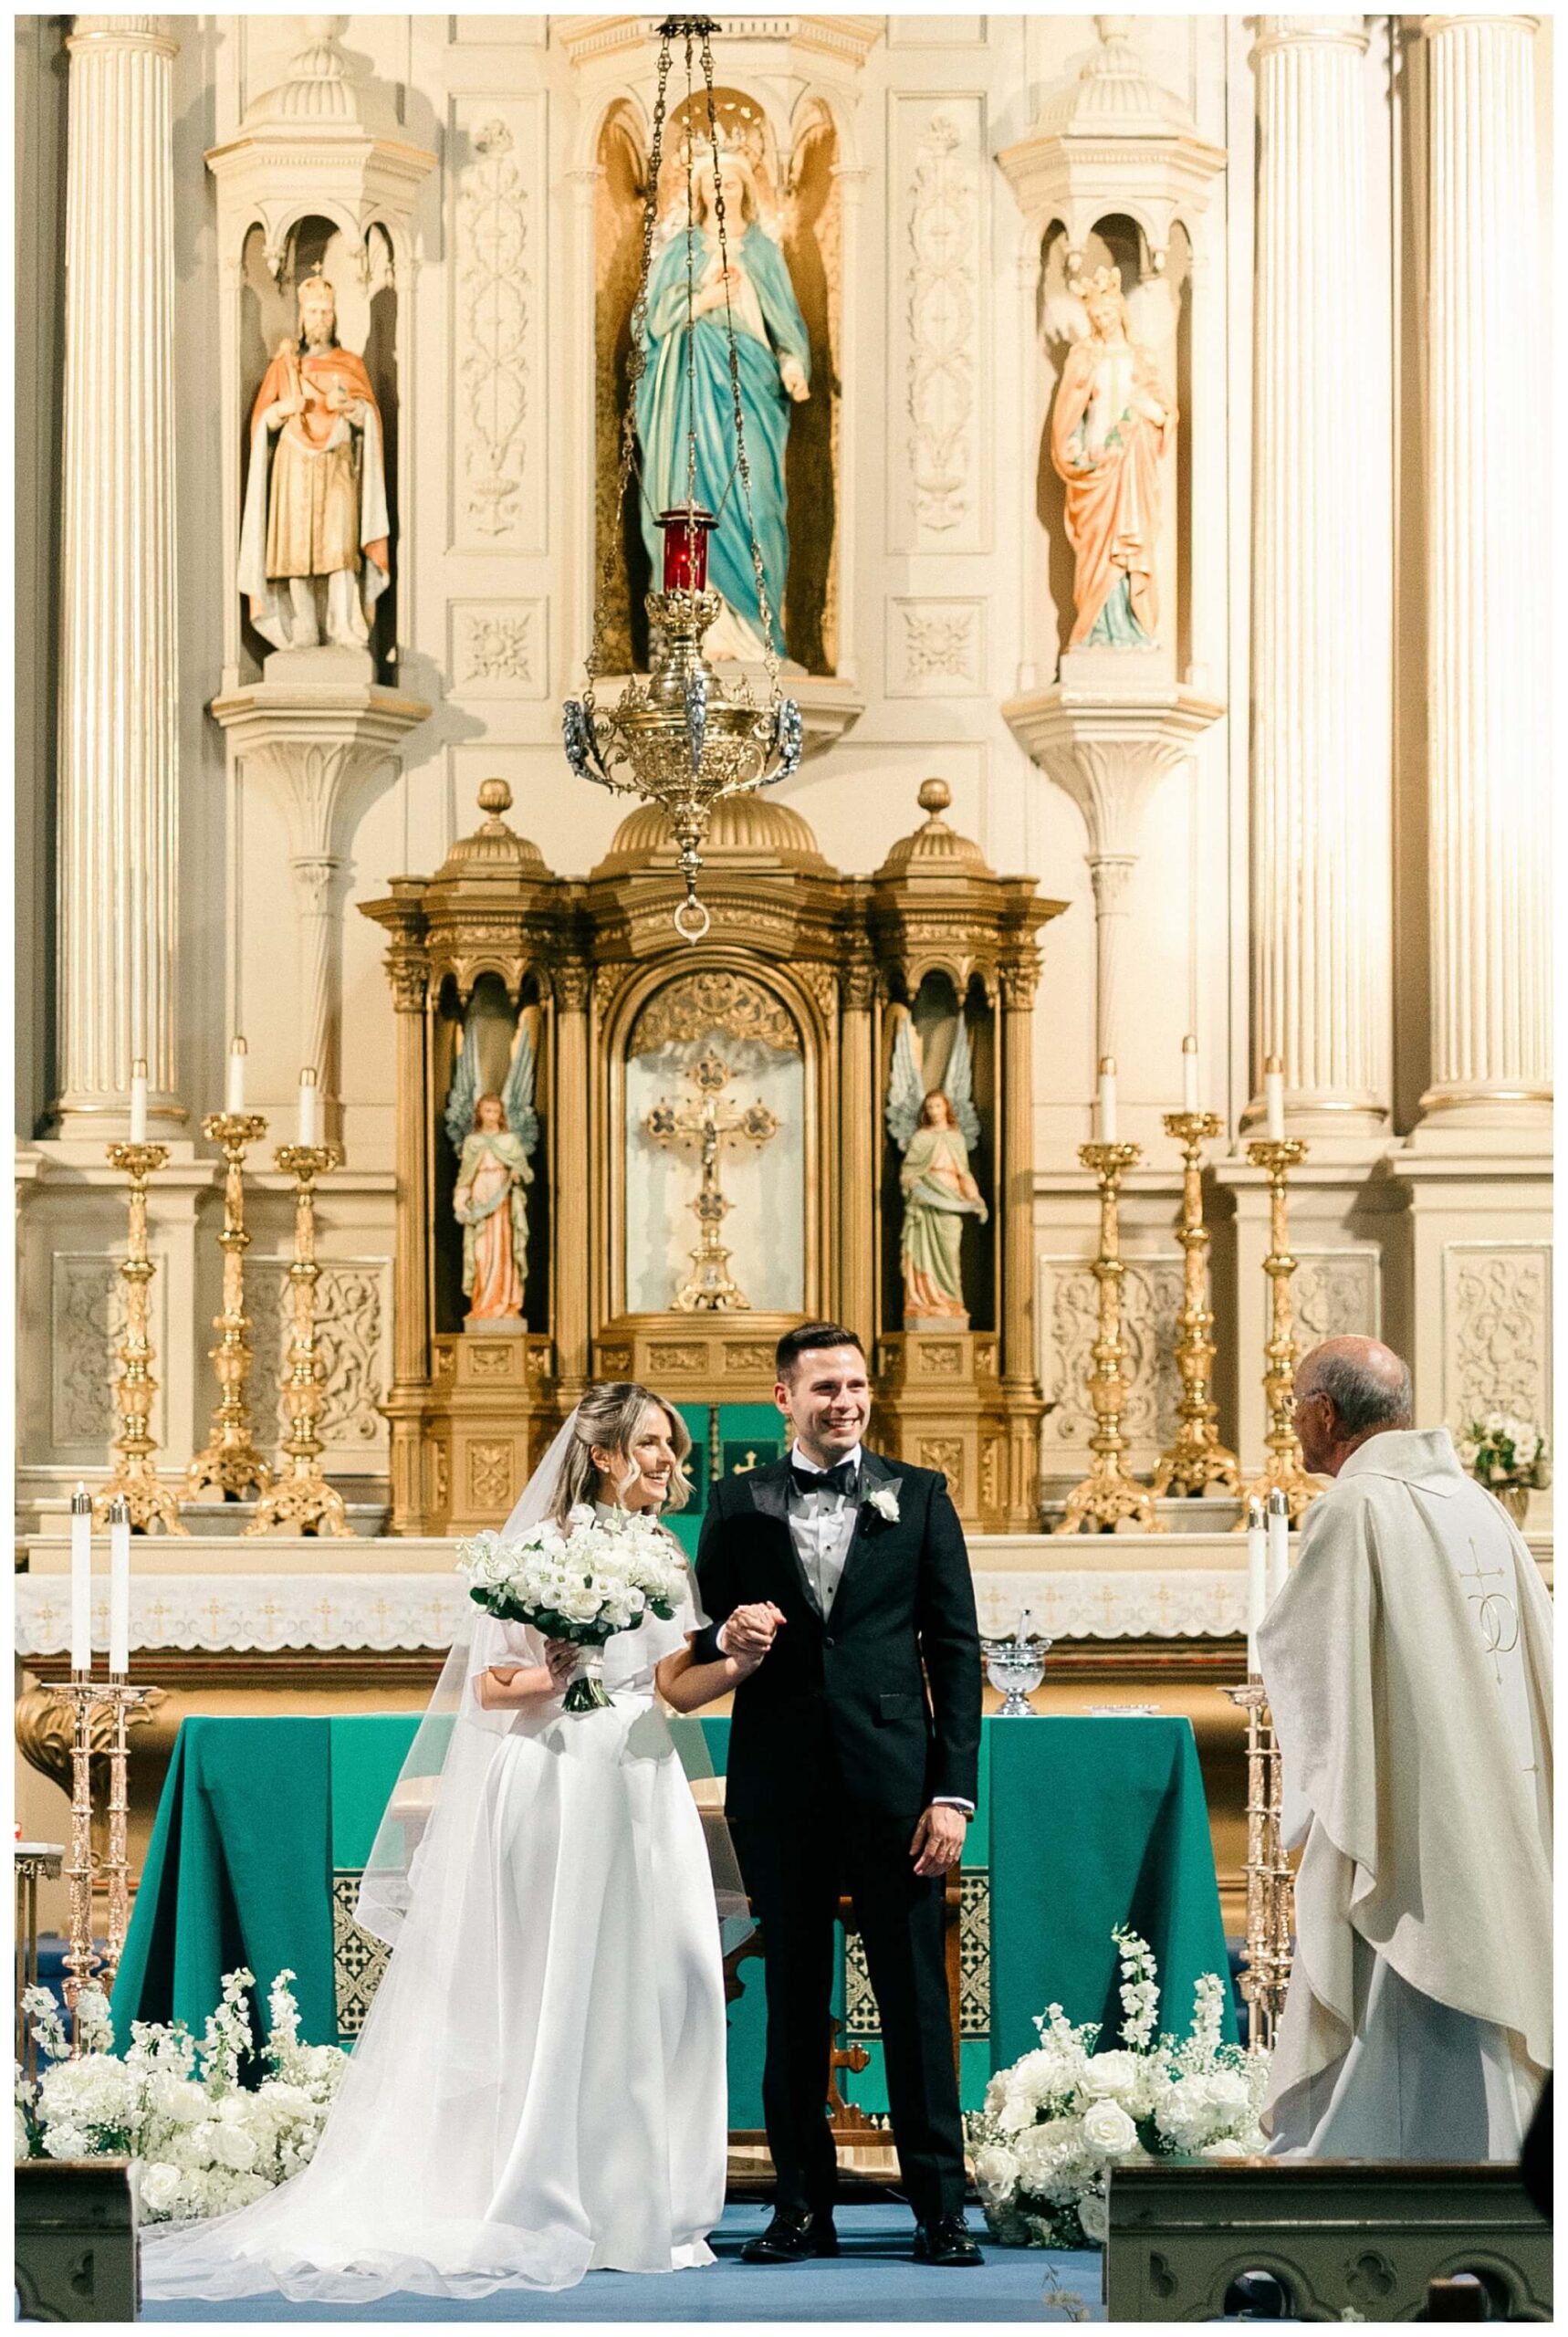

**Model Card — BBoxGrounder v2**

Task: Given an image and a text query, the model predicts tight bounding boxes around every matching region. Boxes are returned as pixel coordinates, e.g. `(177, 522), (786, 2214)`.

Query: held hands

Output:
(723, 1601), (787, 1673)
(909, 1803), (966, 1878)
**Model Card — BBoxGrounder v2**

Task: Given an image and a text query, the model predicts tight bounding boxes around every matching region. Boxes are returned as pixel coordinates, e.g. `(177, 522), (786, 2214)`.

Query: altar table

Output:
(112, 1711), (1232, 2115)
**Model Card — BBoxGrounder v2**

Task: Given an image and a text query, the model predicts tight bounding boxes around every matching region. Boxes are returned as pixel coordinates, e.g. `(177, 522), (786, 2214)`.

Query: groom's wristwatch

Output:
(933, 1797), (975, 1818)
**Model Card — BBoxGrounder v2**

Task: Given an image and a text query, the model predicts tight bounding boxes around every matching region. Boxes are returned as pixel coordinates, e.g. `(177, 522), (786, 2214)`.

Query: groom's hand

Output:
(721, 1602), (786, 1664)
(909, 1803), (967, 1878)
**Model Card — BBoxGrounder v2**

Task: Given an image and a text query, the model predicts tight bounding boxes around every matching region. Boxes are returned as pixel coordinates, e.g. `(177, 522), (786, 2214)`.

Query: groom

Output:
(694, 1323), (983, 2268)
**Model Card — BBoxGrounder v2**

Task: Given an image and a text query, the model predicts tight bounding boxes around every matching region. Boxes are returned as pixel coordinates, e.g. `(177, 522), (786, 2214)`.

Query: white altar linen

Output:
(1259, 1428), (1552, 2160)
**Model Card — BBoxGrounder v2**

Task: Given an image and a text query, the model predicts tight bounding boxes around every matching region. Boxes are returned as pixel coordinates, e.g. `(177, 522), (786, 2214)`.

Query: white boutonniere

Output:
(862, 1483), (900, 1525)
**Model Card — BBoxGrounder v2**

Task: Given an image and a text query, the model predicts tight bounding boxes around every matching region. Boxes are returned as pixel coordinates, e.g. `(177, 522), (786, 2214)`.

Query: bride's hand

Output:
(542, 1640), (578, 1692)
(724, 1602), (786, 1669)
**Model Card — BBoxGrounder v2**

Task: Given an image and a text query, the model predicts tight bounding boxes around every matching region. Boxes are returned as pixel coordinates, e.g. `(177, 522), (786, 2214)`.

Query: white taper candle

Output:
(1182, 1034), (1199, 1115)
(1267, 1486), (1291, 1605)
(69, 1484), (93, 1677)
(1246, 1493), (1267, 1675)
(108, 1495), (131, 1678)
(298, 1067), (318, 1147)
(225, 1037), (247, 1115)
(1096, 1056), (1118, 1146)
(130, 1059), (149, 1145)
(1263, 1055), (1285, 1142)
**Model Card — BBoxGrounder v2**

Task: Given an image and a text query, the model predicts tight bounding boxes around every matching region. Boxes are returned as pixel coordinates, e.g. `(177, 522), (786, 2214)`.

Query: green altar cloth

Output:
(114, 1713), (1231, 2111)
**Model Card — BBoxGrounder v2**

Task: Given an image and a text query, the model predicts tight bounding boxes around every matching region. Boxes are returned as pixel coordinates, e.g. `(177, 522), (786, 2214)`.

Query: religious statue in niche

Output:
(1050, 263), (1175, 649)
(444, 1012), (538, 1326)
(886, 1006), (988, 1326)
(635, 119), (811, 661)
(238, 272), (392, 654)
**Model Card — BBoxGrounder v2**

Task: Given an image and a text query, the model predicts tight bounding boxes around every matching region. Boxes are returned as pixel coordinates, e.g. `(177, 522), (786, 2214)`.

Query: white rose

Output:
(972, 2143), (1019, 2205)
(1200, 2136), (1248, 2160)
(1078, 2187), (1109, 2244)
(137, 2160), (185, 2216)
(1155, 2073), (1218, 2152)
(1206, 2069), (1250, 2122)
(995, 2087), (1035, 2135)
(1082, 2098), (1138, 2158)
(1079, 2050), (1141, 2102)
(205, 2119), (259, 2172)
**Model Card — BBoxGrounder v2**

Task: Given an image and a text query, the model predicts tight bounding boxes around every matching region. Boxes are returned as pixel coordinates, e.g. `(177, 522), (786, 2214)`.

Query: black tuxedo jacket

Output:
(693, 1450), (982, 1823)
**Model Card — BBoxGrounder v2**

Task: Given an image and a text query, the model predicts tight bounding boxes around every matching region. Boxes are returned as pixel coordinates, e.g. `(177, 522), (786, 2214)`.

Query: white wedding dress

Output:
(141, 1555), (728, 2302)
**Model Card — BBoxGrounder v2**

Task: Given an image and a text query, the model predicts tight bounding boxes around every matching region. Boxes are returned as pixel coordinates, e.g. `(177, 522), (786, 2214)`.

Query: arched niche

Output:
(615, 966), (810, 1316)
(432, 969), (550, 1337)
(1037, 212), (1190, 670)
(238, 214), (399, 677)
(591, 86), (840, 675)
(878, 967), (997, 1336)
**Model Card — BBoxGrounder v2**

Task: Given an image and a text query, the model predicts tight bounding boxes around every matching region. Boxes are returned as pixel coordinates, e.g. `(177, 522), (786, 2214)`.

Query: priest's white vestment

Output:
(1259, 1427), (1552, 2159)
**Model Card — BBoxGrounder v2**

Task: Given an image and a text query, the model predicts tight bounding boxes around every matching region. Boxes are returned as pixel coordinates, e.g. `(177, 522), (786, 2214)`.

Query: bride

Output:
(141, 1384), (779, 2302)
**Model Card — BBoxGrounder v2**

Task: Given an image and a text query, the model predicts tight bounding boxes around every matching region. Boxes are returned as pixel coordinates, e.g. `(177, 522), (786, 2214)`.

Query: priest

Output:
(1260, 1336), (1552, 2159)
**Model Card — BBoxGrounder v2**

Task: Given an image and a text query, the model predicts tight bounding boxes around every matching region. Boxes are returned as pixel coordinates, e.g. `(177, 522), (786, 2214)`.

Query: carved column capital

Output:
(552, 960), (593, 1014)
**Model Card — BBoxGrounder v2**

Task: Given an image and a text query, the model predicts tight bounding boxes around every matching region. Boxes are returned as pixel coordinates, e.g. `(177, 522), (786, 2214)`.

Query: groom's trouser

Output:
(731, 1787), (967, 2225)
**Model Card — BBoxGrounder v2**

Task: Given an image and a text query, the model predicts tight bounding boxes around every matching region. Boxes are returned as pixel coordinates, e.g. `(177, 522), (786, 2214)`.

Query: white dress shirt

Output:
(719, 1441), (972, 1820)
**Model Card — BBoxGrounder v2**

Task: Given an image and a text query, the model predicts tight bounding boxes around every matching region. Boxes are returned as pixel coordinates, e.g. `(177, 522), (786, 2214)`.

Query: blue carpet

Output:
(138, 2205), (1103, 2322)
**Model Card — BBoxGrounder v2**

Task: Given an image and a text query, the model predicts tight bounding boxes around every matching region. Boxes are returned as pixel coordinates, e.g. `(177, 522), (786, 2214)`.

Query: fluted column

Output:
(53, 16), (182, 1136)
(1418, 14), (1550, 1134)
(1000, 951), (1044, 1525)
(1250, 16), (1391, 1138)
(838, 950), (876, 1341)
(553, 964), (593, 1401)
(383, 915), (429, 1534)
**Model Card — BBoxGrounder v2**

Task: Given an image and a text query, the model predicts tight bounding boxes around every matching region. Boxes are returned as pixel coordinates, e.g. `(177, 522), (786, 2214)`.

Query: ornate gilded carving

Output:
(15, 1682), (167, 1801)
(917, 1437), (965, 1503)
(630, 970), (800, 1058)
(466, 1440), (512, 1512)
(647, 1342), (707, 1374)
(551, 960), (594, 1013)
(724, 1342), (778, 1376)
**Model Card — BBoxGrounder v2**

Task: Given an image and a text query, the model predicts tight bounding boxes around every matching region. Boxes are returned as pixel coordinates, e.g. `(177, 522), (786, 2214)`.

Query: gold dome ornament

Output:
(561, 20), (802, 945)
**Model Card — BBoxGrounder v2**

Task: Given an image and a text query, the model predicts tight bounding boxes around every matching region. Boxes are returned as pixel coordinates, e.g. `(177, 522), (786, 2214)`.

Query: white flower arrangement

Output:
(15, 1966), (348, 2224)
(966, 1927), (1269, 2251)
(1456, 1412), (1549, 1494)
(455, 1504), (689, 1712)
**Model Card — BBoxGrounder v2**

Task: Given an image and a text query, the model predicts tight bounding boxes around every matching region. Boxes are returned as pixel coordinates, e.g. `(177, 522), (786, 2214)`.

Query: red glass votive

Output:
(659, 507), (716, 593)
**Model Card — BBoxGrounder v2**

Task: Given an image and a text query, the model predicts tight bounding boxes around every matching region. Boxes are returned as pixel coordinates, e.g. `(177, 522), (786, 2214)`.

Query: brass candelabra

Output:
(1152, 1112), (1241, 1499)
(1238, 1138), (1319, 1523)
(96, 1143), (187, 1535)
(187, 1112), (273, 1502)
(245, 1143), (351, 1538)
(58, 1678), (103, 2046)
(1054, 1142), (1166, 1535)
(1223, 1680), (1293, 2052)
(99, 1681), (153, 1987)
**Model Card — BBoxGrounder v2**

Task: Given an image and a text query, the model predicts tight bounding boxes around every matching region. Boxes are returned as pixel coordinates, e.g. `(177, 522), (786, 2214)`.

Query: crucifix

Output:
(644, 1046), (779, 1311)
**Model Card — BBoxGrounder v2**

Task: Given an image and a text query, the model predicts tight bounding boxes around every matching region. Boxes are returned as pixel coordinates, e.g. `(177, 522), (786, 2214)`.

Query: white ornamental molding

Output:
(886, 598), (985, 697)
(904, 110), (979, 536)
(1442, 1242), (1552, 1432)
(972, 1569), (1246, 1642)
(448, 600), (548, 699)
(1293, 1249), (1381, 1347)
(995, 16), (1225, 267)
(50, 1252), (168, 1456)
(248, 1257), (391, 1465)
(453, 106), (539, 551)
(1042, 1251), (1185, 1459)
(206, 18), (434, 281)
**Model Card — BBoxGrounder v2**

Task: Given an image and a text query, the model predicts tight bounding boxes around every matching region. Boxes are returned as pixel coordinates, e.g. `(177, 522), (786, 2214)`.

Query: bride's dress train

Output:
(140, 1614), (727, 2302)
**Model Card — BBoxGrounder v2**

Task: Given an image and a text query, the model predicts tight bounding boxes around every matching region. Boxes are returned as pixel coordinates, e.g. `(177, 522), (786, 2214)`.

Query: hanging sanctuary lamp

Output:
(561, 16), (802, 944)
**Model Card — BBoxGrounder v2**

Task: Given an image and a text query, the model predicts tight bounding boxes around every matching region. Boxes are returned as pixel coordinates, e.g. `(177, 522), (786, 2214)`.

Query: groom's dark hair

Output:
(775, 1321), (866, 1378)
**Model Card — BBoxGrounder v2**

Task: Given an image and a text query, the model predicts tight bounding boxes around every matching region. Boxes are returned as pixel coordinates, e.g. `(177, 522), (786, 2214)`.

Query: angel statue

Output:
(885, 1007), (989, 1325)
(445, 1013), (538, 1326)
(1049, 262), (1175, 649)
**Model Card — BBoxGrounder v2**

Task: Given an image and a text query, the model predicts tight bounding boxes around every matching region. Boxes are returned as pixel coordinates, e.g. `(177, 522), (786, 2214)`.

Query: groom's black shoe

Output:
(912, 2214), (983, 2268)
(741, 2209), (840, 2263)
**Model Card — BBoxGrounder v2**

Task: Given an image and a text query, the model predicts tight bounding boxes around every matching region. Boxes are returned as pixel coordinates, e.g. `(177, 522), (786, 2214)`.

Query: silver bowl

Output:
(981, 1631), (1052, 1717)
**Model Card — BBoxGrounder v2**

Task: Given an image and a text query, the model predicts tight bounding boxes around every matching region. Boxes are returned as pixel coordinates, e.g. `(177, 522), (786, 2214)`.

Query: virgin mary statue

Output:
(634, 145), (810, 659)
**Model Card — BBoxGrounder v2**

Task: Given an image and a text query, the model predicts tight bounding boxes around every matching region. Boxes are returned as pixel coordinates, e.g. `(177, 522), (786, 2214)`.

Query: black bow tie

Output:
(789, 1458), (858, 1501)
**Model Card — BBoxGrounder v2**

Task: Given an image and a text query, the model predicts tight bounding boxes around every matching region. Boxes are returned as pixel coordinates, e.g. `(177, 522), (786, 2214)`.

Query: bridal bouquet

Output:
(16, 1968), (347, 2222)
(456, 1504), (688, 1712)
(967, 1927), (1269, 2251)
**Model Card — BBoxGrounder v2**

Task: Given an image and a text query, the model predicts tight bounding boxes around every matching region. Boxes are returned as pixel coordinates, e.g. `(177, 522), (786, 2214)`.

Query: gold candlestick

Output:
(96, 1143), (187, 1535)
(187, 1113), (273, 1502)
(244, 1144), (351, 1539)
(1153, 1112), (1241, 1499)
(1223, 1680), (1293, 2052)
(1238, 1137), (1319, 1522)
(58, 1679), (105, 2049)
(98, 1682), (152, 1988)
(1053, 1142), (1166, 1535)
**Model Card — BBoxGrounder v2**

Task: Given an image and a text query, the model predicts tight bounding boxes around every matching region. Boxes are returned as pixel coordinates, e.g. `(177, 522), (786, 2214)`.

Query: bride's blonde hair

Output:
(546, 1383), (694, 1524)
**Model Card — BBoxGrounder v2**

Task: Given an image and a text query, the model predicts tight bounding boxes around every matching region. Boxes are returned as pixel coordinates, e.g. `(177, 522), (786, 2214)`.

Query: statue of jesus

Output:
(238, 273), (391, 653)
